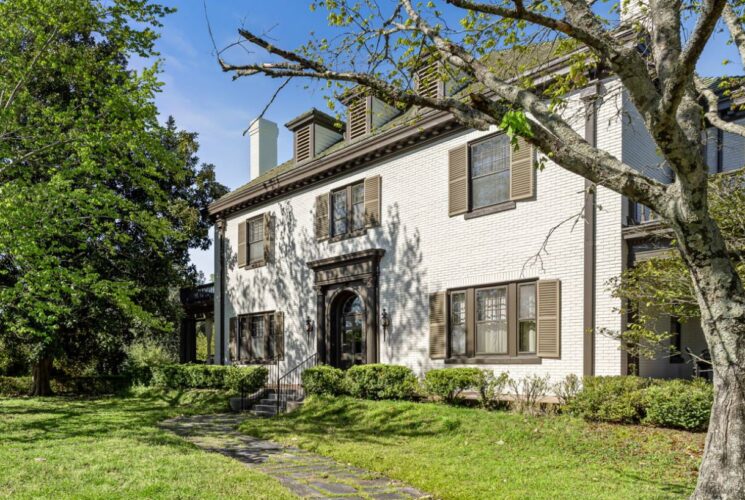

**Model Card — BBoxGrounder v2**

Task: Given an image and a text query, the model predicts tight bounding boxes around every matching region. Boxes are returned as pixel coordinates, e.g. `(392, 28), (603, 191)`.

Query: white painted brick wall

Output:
(222, 79), (632, 381)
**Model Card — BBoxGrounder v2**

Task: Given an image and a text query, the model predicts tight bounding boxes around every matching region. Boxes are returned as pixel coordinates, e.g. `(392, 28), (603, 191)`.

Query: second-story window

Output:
(247, 216), (264, 265)
(331, 181), (365, 236)
(470, 134), (511, 209)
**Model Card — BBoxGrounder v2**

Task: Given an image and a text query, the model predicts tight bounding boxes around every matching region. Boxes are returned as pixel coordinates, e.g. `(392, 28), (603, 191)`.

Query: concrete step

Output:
(251, 409), (276, 418)
(253, 403), (282, 413)
(259, 398), (286, 406)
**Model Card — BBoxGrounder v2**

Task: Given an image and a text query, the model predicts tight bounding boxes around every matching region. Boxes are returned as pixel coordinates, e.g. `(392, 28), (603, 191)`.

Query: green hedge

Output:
(423, 368), (483, 403)
(302, 365), (346, 396)
(568, 375), (713, 431)
(345, 364), (418, 400)
(0, 375), (130, 397)
(643, 378), (713, 431)
(152, 364), (267, 393)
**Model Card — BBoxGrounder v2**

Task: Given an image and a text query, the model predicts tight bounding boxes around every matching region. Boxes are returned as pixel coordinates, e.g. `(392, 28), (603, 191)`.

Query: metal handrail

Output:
(240, 360), (280, 412)
(275, 352), (318, 414)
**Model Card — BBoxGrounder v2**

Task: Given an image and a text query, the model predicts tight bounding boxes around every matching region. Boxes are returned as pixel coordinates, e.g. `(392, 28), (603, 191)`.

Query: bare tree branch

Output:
(695, 76), (745, 137)
(723, 2), (745, 68)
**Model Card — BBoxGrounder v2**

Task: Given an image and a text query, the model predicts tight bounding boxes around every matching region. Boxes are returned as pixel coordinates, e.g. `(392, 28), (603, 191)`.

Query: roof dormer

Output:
(285, 109), (345, 163)
(341, 89), (400, 142)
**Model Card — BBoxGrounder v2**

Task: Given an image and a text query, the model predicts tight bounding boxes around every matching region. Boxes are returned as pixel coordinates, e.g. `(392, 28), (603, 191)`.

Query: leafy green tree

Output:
(0, 0), (227, 395)
(608, 170), (745, 359)
(217, 0), (745, 495)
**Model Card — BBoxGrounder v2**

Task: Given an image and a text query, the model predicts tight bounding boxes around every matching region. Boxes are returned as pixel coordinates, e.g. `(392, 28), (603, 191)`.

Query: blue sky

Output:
(146, 1), (740, 279)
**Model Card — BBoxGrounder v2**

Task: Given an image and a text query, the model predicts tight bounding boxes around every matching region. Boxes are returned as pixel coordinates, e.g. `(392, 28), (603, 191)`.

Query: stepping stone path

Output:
(161, 414), (431, 499)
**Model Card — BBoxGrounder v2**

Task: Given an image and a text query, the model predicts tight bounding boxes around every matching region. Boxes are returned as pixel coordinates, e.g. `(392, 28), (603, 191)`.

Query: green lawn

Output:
(240, 396), (705, 500)
(0, 389), (293, 499)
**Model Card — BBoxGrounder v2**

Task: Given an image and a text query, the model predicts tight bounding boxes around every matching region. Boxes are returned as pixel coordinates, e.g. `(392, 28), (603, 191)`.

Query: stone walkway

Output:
(160, 414), (430, 499)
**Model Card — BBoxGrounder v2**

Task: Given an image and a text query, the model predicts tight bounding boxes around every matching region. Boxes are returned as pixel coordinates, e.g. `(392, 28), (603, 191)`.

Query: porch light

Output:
(305, 317), (314, 338)
(381, 308), (390, 339)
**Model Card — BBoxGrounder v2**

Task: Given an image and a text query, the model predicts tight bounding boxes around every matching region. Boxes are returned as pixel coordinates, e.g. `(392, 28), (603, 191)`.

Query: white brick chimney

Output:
(249, 117), (278, 180)
(620, 0), (649, 25)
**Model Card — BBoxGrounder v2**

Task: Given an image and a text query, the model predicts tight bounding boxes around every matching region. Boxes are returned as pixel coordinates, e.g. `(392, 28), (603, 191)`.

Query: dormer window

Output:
(415, 62), (444, 99)
(342, 89), (400, 142)
(285, 109), (345, 163)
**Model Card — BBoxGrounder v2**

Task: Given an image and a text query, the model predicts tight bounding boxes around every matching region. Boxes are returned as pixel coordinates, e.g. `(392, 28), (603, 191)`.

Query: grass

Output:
(240, 396), (705, 499)
(0, 388), (293, 499)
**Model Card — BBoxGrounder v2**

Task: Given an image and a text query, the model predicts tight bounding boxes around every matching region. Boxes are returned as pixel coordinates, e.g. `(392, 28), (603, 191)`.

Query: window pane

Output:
(267, 316), (276, 360)
(450, 292), (466, 356)
(471, 135), (510, 177)
(250, 316), (265, 360)
(476, 288), (507, 354)
(519, 320), (537, 353)
(333, 190), (348, 235)
(249, 241), (263, 263)
(519, 284), (536, 319)
(470, 135), (510, 209)
(248, 219), (263, 243)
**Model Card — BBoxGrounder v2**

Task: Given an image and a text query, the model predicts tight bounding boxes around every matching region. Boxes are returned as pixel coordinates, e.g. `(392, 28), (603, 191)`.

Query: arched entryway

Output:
(330, 292), (366, 369)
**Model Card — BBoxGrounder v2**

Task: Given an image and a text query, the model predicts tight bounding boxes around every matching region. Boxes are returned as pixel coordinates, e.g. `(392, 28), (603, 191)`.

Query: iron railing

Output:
(275, 352), (318, 415)
(239, 359), (281, 412)
(180, 283), (214, 306)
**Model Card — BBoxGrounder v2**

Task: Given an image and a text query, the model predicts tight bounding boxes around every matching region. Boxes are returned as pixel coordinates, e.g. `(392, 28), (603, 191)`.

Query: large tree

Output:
(218, 0), (745, 496)
(0, 0), (226, 395)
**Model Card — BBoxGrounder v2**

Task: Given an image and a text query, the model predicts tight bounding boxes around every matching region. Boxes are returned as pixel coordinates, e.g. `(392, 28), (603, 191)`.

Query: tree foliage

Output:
(0, 0), (227, 385)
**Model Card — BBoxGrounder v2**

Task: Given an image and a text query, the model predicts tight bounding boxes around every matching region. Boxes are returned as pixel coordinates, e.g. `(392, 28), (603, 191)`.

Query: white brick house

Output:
(206, 72), (741, 384)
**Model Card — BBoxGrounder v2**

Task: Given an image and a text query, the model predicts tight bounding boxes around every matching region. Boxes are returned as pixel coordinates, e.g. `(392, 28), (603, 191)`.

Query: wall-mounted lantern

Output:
(305, 317), (314, 338)
(381, 308), (390, 340)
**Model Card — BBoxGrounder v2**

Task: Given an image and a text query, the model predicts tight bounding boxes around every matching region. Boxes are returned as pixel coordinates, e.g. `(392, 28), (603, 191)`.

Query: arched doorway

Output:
(331, 292), (366, 369)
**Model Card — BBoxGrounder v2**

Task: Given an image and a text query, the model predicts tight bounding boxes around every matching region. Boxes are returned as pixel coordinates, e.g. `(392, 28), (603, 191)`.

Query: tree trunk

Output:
(671, 214), (745, 499)
(31, 356), (53, 396)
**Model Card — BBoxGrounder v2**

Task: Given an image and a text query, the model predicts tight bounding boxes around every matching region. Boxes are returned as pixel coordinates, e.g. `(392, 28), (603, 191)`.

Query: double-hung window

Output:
(235, 311), (283, 363)
(518, 284), (537, 354)
(470, 134), (511, 209)
(476, 287), (508, 354)
(331, 181), (365, 237)
(450, 292), (467, 356)
(247, 216), (265, 265)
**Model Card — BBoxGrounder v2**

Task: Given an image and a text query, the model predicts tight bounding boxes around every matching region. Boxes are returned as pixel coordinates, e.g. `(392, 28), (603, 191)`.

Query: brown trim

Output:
(444, 356), (542, 365)
(464, 201), (516, 219)
(583, 89), (597, 377)
(328, 228), (366, 244)
(285, 108), (345, 132)
(209, 110), (462, 217)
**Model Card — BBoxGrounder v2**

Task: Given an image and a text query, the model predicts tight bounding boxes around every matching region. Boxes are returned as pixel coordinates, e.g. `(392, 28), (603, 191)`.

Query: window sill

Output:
(464, 201), (516, 220)
(444, 356), (542, 365)
(328, 228), (367, 244)
(241, 260), (266, 270)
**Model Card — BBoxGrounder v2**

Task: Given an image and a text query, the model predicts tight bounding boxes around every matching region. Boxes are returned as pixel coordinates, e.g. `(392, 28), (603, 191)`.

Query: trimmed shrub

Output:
(424, 368), (483, 403)
(302, 365), (346, 396)
(643, 378), (713, 431)
(554, 373), (582, 406)
(152, 364), (266, 391)
(123, 339), (176, 385)
(477, 370), (510, 408)
(0, 376), (33, 397)
(226, 366), (268, 395)
(345, 364), (418, 400)
(567, 376), (652, 424)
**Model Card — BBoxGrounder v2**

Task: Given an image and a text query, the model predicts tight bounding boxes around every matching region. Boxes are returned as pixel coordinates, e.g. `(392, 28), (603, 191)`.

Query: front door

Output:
(334, 294), (366, 369)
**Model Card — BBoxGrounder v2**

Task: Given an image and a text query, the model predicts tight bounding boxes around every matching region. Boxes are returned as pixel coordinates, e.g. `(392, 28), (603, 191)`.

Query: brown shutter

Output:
(510, 136), (535, 201)
(348, 97), (370, 140)
(229, 317), (238, 362)
(295, 124), (312, 162)
(537, 280), (561, 358)
(429, 291), (447, 359)
(315, 193), (329, 240)
(274, 311), (284, 361)
(448, 145), (468, 216)
(262, 212), (271, 264)
(239, 317), (251, 361)
(364, 175), (381, 227)
(237, 220), (247, 268)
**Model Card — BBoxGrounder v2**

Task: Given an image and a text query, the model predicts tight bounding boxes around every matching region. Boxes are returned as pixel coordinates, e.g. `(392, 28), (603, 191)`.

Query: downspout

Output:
(582, 83), (599, 377)
(214, 216), (226, 364)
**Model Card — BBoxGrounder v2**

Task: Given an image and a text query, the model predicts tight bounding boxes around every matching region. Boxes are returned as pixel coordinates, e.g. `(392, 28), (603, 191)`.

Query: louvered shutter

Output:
(448, 145), (469, 216)
(537, 280), (561, 358)
(262, 212), (271, 264)
(364, 175), (381, 227)
(429, 292), (447, 359)
(273, 311), (284, 361)
(315, 193), (329, 241)
(348, 97), (369, 140)
(416, 62), (442, 99)
(239, 316), (251, 361)
(295, 124), (312, 162)
(510, 137), (535, 201)
(237, 220), (247, 268)
(229, 317), (239, 362)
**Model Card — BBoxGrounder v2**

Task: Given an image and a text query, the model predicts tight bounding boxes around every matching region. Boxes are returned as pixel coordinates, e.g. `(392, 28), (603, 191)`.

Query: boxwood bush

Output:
(424, 367), (483, 403)
(302, 365), (346, 396)
(643, 378), (713, 431)
(344, 364), (418, 400)
(152, 364), (267, 392)
(567, 376), (653, 424)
